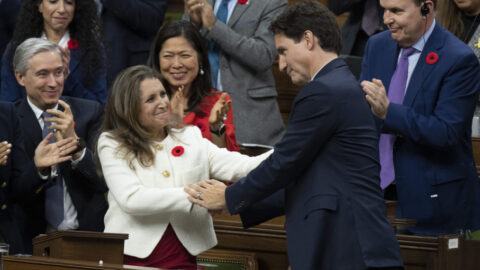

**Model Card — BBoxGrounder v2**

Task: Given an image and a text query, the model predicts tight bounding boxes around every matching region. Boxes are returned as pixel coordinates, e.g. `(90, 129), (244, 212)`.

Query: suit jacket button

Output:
(162, 170), (170, 178)
(1, 182), (6, 188)
(156, 144), (163, 151)
(1, 204), (7, 210)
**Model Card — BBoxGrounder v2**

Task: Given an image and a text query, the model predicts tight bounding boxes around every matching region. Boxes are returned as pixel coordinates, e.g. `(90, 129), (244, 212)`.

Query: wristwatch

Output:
(71, 137), (86, 155)
(210, 123), (226, 136)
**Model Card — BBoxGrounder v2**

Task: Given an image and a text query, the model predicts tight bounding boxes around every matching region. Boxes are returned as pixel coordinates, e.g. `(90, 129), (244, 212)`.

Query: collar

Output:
(27, 97), (59, 120)
(41, 31), (71, 48)
(411, 19), (436, 53)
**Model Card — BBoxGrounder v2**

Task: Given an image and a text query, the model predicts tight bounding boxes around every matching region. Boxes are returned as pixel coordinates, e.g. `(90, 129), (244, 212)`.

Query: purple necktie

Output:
(362, 0), (379, 36)
(379, 47), (416, 189)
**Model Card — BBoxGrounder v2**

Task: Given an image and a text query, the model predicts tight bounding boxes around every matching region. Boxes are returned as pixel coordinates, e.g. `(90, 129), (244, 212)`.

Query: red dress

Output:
(123, 224), (197, 269)
(183, 89), (239, 151)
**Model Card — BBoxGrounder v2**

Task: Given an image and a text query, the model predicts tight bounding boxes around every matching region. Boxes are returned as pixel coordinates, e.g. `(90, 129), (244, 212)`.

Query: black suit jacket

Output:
(14, 96), (107, 253)
(0, 101), (41, 253)
(101, 0), (168, 87)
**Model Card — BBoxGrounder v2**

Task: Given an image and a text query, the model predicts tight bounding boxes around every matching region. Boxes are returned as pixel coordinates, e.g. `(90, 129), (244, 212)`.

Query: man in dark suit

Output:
(185, 2), (403, 269)
(11, 38), (107, 253)
(360, 0), (480, 235)
(0, 101), (78, 253)
(100, 0), (168, 87)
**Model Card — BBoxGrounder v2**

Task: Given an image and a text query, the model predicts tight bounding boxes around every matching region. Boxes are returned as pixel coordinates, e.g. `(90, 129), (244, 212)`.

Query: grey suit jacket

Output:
(185, 0), (286, 147)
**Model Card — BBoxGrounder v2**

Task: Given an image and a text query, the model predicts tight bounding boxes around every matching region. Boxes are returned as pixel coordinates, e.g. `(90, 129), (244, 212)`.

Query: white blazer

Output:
(97, 126), (272, 258)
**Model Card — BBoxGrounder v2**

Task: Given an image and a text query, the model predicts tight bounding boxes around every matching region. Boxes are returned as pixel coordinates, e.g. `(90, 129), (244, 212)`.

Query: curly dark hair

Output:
(7, 0), (104, 88)
(147, 20), (212, 117)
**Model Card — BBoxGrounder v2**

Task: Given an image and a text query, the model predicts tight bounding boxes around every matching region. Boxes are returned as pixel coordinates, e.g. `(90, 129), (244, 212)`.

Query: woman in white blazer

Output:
(97, 65), (271, 269)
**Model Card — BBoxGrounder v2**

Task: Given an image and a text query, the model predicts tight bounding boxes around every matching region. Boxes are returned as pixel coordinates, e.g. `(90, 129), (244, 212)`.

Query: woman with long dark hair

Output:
(0, 0), (107, 104)
(148, 20), (239, 151)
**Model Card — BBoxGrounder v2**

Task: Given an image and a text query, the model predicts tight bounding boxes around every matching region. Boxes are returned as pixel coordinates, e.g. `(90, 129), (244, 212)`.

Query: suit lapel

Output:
(403, 24), (444, 107)
(228, 1), (251, 27)
(17, 100), (43, 155)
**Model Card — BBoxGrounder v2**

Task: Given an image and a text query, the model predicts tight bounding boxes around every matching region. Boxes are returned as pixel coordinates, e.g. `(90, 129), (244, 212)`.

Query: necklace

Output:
(463, 14), (479, 43)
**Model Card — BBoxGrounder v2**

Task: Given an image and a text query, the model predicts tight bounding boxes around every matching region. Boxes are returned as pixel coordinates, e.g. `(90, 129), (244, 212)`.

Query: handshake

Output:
(184, 179), (228, 213)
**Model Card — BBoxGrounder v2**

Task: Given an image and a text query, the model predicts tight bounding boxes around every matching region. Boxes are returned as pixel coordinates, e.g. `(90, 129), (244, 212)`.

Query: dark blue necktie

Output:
(208, 0), (229, 89)
(42, 112), (64, 228)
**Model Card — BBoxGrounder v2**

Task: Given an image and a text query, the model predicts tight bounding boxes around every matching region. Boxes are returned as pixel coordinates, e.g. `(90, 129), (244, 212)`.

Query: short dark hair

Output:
(269, 0), (341, 54)
(147, 20), (212, 115)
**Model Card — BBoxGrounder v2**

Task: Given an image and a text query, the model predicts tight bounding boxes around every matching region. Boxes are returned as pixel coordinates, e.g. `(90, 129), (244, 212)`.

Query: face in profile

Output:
(15, 51), (64, 110)
(158, 36), (200, 92)
(138, 78), (170, 137)
(274, 33), (311, 86)
(380, 0), (427, 48)
(38, 0), (75, 34)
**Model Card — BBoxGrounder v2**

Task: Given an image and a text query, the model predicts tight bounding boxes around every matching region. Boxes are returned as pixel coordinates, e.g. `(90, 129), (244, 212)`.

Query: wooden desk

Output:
(3, 256), (161, 270)
(211, 214), (480, 270)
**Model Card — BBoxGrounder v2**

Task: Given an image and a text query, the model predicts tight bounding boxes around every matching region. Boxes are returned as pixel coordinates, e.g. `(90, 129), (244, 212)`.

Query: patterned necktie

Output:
(379, 47), (416, 189)
(208, 0), (229, 89)
(42, 112), (64, 228)
(362, 0), (379, 36)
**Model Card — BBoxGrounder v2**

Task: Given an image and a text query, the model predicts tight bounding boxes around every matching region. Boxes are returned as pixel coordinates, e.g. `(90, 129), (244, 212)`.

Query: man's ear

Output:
(15, 72), (26, 87)
(303, 30), (315, 51)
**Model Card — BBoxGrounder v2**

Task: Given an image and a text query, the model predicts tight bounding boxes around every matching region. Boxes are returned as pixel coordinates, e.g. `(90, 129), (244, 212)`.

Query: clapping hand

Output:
(34, 133), (77, 169)
(0, 141), (12, 166)
(184, 179), (228, 210)
(44, 100), (78, 141)
(361, 79), (390, 120)
(171, 85), (185, 118)
(185, 0), (215, 30)
(209, 93), (231, 131)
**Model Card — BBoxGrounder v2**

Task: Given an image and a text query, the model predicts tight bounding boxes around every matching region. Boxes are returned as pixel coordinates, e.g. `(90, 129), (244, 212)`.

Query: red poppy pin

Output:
(171, 146), (184, 157)
(238, 0), (248, 4)
(426, 52), (438, 65)
(67, 38), (78, 50)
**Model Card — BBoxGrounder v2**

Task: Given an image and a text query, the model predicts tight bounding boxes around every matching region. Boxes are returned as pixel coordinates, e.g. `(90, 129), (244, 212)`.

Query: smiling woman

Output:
(0, 0), (107, 104)
(148, 20), (240, 151)
(96, 65), (272, 269)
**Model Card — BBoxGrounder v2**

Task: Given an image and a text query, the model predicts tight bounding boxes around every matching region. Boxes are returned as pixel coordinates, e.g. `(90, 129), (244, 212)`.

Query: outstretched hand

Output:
(184, 179), (228, 210)
(34, 133), (77, 169)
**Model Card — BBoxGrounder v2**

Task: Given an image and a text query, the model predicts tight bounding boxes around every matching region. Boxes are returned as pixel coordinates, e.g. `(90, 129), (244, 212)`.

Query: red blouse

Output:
(183, 89), (239, 151)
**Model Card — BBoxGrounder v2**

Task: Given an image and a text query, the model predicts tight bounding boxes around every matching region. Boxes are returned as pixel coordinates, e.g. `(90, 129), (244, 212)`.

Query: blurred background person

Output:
(184, 0), (286, 148)
(437, 0), (480, 58)
(328, 0), (386, 57)
(148, 20), (239, 151)
(98, 0), (168, 88)
(437, 0), (480, 130)
(1, 0), (107, 104)
(0, 0), (22, 87)
(96, 65), (270, 269)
